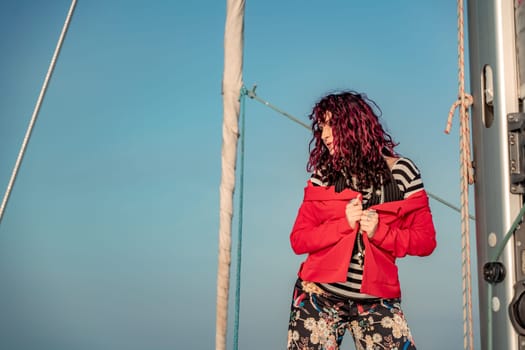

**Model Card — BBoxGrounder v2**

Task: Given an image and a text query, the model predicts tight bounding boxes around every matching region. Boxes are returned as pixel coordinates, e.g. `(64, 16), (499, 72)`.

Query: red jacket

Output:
(290, 180), (437, 299)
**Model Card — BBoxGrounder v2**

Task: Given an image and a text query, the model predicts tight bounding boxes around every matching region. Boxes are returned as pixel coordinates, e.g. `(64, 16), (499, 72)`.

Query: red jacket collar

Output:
(302, 180), (430, 217)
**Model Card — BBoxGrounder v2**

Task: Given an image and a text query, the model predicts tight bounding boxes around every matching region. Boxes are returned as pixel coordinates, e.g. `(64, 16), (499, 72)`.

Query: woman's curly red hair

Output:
(307, 91), (398, 190)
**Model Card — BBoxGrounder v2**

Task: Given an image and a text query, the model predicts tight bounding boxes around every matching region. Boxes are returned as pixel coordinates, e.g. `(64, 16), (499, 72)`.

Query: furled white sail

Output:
(216, 1), (245, 350)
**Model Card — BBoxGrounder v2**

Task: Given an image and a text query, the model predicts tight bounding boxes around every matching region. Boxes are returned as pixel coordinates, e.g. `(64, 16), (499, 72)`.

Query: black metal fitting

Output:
(483, 262), (506, 284)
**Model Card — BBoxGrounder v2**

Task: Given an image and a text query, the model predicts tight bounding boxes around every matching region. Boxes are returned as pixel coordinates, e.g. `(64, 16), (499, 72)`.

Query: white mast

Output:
(468, 1), (524, 349)
(216, 1), (245, 350)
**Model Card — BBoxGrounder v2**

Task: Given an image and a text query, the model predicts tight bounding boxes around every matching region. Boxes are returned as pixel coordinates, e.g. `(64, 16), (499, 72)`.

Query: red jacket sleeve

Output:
(369, 203), (436, 258)
(290, 200), (357, 255)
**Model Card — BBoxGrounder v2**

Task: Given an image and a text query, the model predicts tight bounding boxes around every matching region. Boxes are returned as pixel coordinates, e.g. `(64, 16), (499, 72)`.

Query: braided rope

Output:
(445, 1), (474, 349)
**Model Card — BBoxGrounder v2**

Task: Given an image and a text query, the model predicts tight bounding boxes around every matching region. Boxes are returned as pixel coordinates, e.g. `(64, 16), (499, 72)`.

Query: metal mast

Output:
(468, 1), (525, 349)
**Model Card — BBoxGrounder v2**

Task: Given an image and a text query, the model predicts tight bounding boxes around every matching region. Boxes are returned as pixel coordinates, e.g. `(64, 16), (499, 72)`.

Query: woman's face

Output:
(319, 111), (335, 155)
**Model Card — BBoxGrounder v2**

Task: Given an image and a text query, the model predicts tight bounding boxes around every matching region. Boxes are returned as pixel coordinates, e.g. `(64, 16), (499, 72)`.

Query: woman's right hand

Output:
(345, 197), (363, 230)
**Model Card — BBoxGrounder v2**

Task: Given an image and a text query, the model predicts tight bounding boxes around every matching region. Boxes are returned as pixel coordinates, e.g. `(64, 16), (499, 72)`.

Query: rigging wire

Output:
(427, 192), (475, 221)
(232, 88), (248, 350)
(245, 85), (310, 129)
(492, 206), (525, 262)
(0, 0), (78, 225)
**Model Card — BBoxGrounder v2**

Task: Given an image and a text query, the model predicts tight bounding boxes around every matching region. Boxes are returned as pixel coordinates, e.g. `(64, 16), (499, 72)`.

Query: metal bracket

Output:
(508, 113), (525, 193)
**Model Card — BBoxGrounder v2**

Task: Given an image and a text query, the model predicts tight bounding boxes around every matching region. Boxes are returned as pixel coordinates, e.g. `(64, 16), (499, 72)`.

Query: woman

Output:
(287, 91), (436, 350)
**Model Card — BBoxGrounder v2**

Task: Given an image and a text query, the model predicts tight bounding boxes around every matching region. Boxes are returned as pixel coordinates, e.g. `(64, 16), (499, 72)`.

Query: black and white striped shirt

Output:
(311, 157), (424, 299)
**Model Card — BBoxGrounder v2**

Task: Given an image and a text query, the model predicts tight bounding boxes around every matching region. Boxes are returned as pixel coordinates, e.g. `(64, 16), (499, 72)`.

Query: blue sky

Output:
(0, 1), (479, 349)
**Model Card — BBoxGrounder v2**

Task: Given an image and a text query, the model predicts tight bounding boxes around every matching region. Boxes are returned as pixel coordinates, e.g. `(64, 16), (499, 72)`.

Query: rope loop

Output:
(445, 93), (475, 185)
(445, 93), (474, 134)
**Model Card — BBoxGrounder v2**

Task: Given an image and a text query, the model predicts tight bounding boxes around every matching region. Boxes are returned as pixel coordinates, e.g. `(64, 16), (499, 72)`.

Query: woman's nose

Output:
(321, 127), (330, 140)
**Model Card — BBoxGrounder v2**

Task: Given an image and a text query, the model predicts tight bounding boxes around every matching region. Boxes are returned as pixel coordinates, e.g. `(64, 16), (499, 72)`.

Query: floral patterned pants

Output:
(287, 279), (417, 350)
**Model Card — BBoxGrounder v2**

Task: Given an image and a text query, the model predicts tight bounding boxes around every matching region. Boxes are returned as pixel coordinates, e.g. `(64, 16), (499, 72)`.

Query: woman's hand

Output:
(361, 209), (378, 238)
(345, 197), (363, 230)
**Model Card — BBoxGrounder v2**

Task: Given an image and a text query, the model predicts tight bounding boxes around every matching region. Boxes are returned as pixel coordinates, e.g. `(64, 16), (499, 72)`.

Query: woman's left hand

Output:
(360, 209), (378, 238)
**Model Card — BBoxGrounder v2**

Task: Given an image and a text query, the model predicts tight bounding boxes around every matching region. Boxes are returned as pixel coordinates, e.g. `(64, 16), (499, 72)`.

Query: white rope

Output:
(445, 1), (475, 349)
(0, 0), (78, 225)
